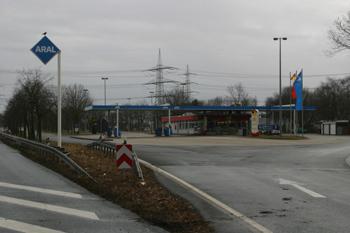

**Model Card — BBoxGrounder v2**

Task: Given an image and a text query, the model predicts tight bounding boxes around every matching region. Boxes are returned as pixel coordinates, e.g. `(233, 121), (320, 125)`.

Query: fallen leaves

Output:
(50, 142), (214, 233)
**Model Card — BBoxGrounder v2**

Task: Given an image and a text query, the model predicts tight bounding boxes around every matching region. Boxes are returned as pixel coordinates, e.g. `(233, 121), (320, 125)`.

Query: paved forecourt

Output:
(78, 132), (350, 147)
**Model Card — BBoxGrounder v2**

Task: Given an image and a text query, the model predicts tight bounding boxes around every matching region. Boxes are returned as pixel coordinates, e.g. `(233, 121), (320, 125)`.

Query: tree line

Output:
(0, 68), (260, 140)
(265, 76), (350, 132)
(1, 68), (93, 141)
(1, 67), (350, 139)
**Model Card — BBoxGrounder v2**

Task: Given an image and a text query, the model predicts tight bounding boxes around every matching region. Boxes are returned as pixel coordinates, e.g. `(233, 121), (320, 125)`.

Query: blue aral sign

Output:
(31, 36), (60, 65)
(258, 124), (276, 131)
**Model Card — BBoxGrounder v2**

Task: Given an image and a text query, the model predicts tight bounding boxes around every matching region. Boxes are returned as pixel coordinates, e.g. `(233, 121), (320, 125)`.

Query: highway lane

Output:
(133, 139), (350, 233)
(0, 140), (166, 233)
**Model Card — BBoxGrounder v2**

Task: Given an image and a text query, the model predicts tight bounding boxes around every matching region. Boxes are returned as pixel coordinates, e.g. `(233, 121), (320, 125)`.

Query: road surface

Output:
(0, 139), (166, 233)
(130, 134), (350, 233)
(45, 133), (350, 232)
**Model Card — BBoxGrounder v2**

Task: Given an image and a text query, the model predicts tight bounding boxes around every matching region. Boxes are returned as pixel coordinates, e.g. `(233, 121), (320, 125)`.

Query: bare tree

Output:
(3, 88), (28, 137)
(62, 84), (93, 133)
(164, 86), (191, 106)
(206, 96), (226, 106)
(265, 86), (316, 131)
(226, 83), (257, 106)
(313, 77), (347, 121)
(326, 11), (350, 56)
(16, 68), (54, 141)
(133, 100), (150, 131)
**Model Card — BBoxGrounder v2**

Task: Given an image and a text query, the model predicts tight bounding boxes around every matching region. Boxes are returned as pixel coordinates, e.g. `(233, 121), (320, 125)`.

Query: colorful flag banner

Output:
(294, 71), (302, 111)
(291, 73), (297, 99)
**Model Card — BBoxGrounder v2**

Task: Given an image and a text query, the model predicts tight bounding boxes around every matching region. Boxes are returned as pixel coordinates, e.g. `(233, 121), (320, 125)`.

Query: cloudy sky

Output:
(1, 0), (350, 113)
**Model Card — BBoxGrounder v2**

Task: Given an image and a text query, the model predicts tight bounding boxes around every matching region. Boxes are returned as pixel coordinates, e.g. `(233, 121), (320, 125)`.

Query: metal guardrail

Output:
(132, 150), (144, 182)
(0, 131), (93, 179)
(89, 141), (117, 158)
(89, 141), (144, 181)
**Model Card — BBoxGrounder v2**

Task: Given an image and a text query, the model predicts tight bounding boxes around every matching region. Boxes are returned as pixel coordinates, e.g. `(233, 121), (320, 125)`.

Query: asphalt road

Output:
(39, 133), (350, 232)
(132, 136), (350, 233)
(0, 139), (167, 233)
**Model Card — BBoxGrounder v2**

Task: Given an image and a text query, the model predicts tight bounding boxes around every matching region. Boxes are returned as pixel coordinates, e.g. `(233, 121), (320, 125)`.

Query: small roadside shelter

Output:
(320, 120), (350, 135)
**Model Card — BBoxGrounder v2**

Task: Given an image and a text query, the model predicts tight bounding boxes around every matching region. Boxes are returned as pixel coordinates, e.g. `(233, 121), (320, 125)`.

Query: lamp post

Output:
(149, 92), (154, 133)
(273, 37), (287, 138)
(83, 89), (88, 131)
(101, 77), (108, 105)
(127, 98), (131, 131)
(149, 91), (154, 105)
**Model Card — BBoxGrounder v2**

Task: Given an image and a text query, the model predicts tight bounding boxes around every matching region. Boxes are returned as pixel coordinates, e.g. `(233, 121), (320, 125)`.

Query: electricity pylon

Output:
(144, 49), (178, 105)
(181, 65), (196, 99)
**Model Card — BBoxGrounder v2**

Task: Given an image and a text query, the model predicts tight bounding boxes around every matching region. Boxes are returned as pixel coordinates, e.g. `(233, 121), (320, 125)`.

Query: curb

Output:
(139, 159), (272, 233)
(70, 136), (114, 141)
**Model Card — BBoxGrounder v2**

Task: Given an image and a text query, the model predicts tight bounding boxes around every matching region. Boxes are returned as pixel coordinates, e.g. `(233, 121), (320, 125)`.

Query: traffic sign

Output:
(116, 145), (133, 169)
(258, 124), (276, 131)
(30, 36), (60, 65)
(30, 35), (62, 147)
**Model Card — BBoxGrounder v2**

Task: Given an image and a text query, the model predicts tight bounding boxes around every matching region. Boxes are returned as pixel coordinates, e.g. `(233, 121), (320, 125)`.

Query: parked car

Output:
(271, 130), (280, 135)
(292, 128), (308, 134)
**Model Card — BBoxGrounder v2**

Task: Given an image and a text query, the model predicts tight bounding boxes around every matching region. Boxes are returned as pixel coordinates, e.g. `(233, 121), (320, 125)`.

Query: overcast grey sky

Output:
(1, 0), (350, 113)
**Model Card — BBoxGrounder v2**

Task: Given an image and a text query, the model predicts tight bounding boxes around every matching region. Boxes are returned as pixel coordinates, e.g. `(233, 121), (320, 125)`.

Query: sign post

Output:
(31, 36), (62, 147)
(57, 50), (62, 147)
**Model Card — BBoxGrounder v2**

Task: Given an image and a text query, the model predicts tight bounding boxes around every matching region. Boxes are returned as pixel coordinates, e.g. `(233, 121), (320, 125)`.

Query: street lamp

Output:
(149, 92), (154, 105)
(273, 37), (287, 138)
(82, 89), (89, 131)
(127, 98), (131, 131)
(101, 77), (108, 105)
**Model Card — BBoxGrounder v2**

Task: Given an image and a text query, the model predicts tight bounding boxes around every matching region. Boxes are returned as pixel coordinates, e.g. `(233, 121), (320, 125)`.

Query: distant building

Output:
(161, 112), (250, 135)
(319, 120), (350, 135)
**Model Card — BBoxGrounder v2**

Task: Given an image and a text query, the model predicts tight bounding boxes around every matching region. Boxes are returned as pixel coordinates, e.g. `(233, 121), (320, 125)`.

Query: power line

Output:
(1, 67), (349, 79)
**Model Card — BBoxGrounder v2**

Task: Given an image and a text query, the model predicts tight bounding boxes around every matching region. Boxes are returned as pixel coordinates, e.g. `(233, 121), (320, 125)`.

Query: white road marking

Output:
(0, 217), (66, 233)
(279, 178), (326, 198)
(0, 195), (99, 220)
(140, 159), (273, 233)
(0, 182), (82, 199)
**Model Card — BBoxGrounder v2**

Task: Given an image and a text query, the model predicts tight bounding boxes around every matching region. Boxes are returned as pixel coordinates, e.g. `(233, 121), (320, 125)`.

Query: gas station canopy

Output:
(85, 105), (316, 112)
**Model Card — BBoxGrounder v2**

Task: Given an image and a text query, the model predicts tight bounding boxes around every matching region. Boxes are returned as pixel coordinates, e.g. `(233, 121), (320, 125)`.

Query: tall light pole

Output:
(273, 37), (287, 138)
(149, 91), (154, 105)
(83, 89), (88, 131)
(127, 98), (131, 131)
(101, 77), (108, 105)
(149, 91), (154, 133)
